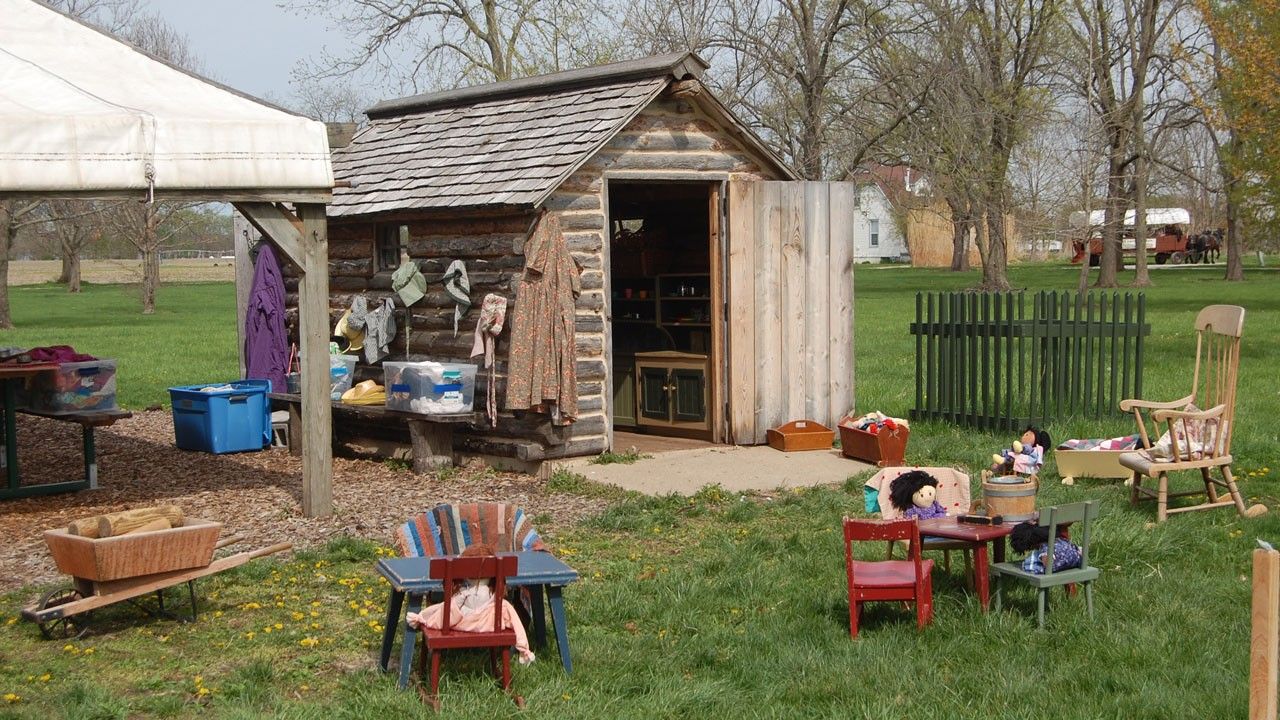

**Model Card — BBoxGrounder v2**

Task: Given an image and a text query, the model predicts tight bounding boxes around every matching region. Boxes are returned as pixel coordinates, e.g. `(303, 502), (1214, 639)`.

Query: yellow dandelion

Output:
(310, 601), (321, 607)
(3, 692), (20, 703)
(299, 637), (318, 648)
(244, 631), (256, 640)
(273, 623), (283, 630)
(194, 676), (203, 685)
(310, 623), (322, 630)
(309, 611), (319, 618)
(196, 686), (209, 697)
(291, 612), (305, 621)
(4, 617), (15, 626)
(213, 611), (223, 618)
(62, 644), (75, 652)
(358, 609), (369, 616)
(263, 627), (273, 634)
(299, 684), (311, 692)
(82, 648), (95, 655)
(562, 693), (572, 701)
(38, 674), (50, 683)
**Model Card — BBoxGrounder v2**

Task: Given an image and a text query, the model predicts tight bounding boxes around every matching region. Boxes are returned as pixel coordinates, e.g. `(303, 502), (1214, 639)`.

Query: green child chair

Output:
(990, 500), (1100, 627)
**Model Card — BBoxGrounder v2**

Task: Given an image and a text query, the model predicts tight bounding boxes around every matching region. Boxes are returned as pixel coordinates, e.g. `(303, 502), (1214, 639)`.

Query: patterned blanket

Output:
(395, 503), (547, 558)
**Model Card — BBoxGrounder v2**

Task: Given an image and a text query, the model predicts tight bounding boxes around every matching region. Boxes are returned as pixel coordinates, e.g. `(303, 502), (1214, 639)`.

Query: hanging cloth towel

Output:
(441, 260), (471, 337)
(244, 244), (288, 393)
(470, 293), (509, 427)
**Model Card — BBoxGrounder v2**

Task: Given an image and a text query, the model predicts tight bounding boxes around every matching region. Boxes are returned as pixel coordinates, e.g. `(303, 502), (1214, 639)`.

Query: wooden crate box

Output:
(43, 519), (222, 582)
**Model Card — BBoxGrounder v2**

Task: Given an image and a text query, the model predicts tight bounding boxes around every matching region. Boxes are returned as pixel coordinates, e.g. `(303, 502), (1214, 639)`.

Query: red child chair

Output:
(418, 554), (524, 710)
(843, 517), (934, 638)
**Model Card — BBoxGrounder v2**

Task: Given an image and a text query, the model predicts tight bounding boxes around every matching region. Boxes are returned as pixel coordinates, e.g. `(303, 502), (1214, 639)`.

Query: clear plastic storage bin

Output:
(330, 354), (358, 400)
(383, 361), (477, 414)
(24, 359), (118, 414)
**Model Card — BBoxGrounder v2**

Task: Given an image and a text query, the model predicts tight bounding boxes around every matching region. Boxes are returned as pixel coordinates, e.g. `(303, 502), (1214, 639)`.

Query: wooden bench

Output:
(268, 393), (480, 473)
(6, 407), (132, 498)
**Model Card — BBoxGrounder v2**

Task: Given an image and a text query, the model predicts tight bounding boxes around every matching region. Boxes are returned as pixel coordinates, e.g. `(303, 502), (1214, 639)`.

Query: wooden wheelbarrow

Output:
(22, 518), (290, 639)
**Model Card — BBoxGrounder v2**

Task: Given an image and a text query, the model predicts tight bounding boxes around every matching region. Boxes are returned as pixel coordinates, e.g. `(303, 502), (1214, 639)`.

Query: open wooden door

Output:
(725, 181), (856, 444)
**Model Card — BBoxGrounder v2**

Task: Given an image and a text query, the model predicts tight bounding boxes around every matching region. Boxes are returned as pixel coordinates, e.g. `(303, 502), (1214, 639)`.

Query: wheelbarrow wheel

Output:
(36, 586), (89, 640)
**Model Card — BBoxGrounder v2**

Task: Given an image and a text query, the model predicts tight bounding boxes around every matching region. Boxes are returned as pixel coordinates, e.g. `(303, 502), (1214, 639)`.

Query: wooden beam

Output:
(1251, 547), (1280, 720)
(709, 183), (724, 444)
(234, 202), (306, 268)
(296, 203), (334, 518)
(0, 190), (331, 204)
(232, 212), (257, 378)
(726, 181), (756, 444)
(828, 183), (857, 424)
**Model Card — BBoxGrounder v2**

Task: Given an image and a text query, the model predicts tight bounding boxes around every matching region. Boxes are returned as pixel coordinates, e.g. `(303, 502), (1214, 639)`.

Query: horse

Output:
(1204, 230), (1222, 264)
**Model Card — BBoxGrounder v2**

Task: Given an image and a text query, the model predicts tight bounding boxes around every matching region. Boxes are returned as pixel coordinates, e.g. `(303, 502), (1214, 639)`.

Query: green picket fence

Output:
(909, 291), (1150, 431)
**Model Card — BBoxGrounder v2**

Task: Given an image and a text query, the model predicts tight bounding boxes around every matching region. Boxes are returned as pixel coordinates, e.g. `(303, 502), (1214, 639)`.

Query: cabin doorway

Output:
(606, 180), (724, 449)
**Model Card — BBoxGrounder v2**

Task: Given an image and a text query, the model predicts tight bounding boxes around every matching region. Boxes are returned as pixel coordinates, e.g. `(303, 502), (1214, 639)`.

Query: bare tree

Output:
(0, 201), (47, 329)
(1065, 0), (1180, 287)
(47, 200), (107, 292)
(291, 0), (622, 92)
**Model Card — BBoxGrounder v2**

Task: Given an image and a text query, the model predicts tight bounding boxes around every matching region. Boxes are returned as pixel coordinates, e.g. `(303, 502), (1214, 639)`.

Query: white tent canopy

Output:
(0, 0), (332, 194)
(1068, 207), (1191, 229)
(0, 0), (336, 518)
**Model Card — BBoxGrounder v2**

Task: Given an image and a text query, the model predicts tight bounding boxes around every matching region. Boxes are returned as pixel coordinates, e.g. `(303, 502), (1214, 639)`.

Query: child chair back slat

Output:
(1036, 500), (1099, 573)
(428, 555), (519, 633)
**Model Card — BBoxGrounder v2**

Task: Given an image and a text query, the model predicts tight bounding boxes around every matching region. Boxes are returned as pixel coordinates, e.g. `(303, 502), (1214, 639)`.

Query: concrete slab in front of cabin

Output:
(555, 445), (874, 496)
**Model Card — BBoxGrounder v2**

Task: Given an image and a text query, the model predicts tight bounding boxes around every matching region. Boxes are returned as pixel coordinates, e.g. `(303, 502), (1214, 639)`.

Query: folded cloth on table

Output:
(1057, 434), (1142, 452)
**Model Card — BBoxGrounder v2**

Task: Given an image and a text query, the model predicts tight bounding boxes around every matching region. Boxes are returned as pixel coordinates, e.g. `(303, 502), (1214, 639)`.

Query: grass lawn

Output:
(2, 262), (1280, 718)
(3, 282), (239, 409)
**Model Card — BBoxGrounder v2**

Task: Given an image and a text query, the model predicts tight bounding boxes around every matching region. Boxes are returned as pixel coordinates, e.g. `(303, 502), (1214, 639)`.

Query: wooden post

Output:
(297, 203), (333, 518)
(232, 212), (258, 378)
(236, 201), (334, 518)
(1251, 547), (1280, 720)
(407, 420), (453, 473)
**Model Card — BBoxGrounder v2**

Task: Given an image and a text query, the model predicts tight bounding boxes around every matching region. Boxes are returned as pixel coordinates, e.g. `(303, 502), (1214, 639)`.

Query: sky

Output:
(135, 0), (354, 105)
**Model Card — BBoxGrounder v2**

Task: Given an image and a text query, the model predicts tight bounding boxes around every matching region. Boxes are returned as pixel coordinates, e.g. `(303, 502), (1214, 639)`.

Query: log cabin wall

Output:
(286, 95), (783, 465)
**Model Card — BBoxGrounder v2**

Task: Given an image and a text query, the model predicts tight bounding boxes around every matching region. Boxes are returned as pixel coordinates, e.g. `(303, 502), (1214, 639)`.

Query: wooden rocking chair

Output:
(1118, 305), (1250, 522)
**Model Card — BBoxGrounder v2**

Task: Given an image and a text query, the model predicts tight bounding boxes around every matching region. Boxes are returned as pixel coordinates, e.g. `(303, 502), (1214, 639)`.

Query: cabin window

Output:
(377, 224), (408, 271)
(869, 219), (880, 248)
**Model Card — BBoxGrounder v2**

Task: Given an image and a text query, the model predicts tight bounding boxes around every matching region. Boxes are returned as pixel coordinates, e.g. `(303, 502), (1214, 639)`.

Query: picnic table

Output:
(268, 392), (480, 472)
(0, 363), (131, 500)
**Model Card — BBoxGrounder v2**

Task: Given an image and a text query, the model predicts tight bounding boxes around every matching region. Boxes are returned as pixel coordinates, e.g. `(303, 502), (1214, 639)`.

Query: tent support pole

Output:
(236, 201), (333, 518)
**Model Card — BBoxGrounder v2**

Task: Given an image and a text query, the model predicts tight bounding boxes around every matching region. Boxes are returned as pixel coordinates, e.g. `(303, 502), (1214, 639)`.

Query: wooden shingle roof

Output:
(330, 53), (709, 217)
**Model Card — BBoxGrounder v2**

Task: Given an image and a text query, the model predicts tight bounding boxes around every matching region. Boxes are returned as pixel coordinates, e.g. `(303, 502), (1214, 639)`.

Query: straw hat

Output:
(340, 379), (385, 405)
(333, 310), (365, 354)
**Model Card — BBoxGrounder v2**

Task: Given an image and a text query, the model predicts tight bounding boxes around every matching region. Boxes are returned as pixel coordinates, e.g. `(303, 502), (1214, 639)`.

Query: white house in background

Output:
(847, 164), (918, 263)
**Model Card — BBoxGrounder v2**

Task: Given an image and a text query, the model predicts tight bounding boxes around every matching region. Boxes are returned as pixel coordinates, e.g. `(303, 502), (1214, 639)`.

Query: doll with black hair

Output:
(990, 426), (1052, 476)
(889, 470), (948, 520)
(1009, 521), (1082, 574)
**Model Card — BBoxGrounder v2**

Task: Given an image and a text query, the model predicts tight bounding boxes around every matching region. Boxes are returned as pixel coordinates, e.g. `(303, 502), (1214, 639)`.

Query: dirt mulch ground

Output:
(0, 411), (608, 592)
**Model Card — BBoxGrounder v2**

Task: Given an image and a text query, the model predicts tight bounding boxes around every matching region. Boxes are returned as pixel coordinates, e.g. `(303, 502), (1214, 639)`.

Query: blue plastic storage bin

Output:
(169, 380), (271, 454)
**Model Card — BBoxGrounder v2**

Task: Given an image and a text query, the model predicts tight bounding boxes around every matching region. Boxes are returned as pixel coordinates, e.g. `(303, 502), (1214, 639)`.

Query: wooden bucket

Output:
(981, 476), (1038, 522)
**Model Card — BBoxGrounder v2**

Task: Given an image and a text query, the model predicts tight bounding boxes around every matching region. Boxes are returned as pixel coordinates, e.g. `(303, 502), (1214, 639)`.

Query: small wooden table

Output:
(268, 393), (479, 472)
(0, 363), (132, 500)
(376, 552), (579, 688)
(916, 517), (1014, 611)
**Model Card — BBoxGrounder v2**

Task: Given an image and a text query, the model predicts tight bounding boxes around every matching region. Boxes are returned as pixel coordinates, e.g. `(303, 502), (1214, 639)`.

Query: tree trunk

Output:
(1095, 146), (1126, 288)
(946, 196), (970, 271)
(0, 202), (14, 330)
(140, 206), (160, 314)
(1131, 154), (1152, 287)
(1224, 188), (1244, 281)
(982, 206), (1010, 290)
(58, 252), (72, 284)
(66, 251), (82, 293)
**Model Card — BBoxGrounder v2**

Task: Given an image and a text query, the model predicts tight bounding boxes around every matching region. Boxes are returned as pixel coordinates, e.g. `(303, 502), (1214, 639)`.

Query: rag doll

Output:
(1009, 521), (1082, 574)
(990, 426), (1051, 476)
(406, 542), (535, 664)
(889, 470), (948, 520)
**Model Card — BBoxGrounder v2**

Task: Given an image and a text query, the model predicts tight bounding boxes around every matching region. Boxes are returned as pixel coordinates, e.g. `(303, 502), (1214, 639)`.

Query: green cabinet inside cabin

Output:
(633, 351), (709, 435)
